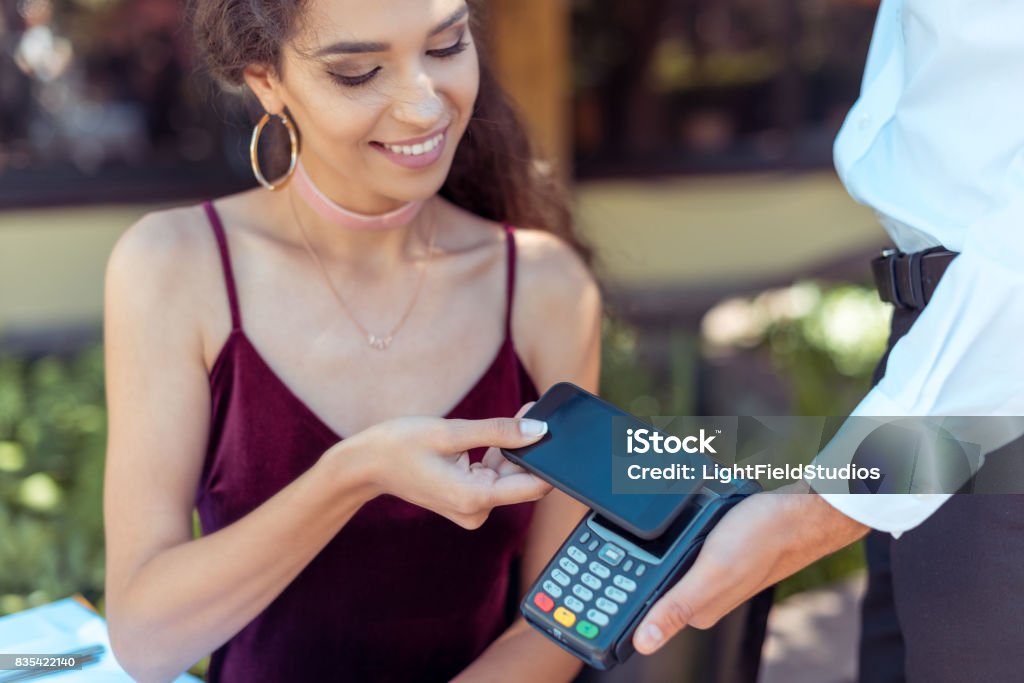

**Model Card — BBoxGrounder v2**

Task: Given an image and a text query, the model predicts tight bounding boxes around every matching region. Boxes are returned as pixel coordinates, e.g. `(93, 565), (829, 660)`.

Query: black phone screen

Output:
(506, 383), (700, 538)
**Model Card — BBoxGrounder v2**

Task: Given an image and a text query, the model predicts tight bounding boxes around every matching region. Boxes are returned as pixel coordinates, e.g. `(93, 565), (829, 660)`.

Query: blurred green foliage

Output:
(0, 346), (106, 617)
(764, 283), (890, 416)
(0, 344), (210, 674)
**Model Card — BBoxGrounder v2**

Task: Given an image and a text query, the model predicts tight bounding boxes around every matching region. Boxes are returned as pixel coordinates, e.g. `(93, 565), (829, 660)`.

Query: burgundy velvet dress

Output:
(194, 201), (539, 682)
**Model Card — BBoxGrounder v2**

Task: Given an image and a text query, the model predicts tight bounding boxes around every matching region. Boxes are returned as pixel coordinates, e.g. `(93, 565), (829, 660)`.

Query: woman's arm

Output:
(104, 212), (552, 682)
(102, 213), (395, 682)
(454, 229), (603, 682)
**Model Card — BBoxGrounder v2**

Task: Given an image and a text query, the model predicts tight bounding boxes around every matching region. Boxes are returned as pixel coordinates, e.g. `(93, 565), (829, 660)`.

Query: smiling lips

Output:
(371, 126), (449, 169)
(382, 132), (445, 156)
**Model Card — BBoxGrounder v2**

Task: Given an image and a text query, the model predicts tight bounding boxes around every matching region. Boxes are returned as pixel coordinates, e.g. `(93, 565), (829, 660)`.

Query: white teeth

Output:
(383, 133), (444, 156)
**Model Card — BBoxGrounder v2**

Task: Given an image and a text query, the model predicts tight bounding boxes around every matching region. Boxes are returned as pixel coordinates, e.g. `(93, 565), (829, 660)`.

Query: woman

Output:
(102, 1), (601, 681)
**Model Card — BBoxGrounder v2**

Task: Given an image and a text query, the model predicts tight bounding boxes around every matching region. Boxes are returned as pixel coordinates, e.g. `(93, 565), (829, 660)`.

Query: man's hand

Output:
(632, 483), (871, 654)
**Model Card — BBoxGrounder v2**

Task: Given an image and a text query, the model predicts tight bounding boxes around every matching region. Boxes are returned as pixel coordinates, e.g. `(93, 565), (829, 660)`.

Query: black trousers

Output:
(858, 307), (1024, 682)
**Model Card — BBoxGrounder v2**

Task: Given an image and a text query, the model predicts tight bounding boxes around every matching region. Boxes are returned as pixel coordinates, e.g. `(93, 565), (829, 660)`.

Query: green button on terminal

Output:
(575, 620), (599, 639)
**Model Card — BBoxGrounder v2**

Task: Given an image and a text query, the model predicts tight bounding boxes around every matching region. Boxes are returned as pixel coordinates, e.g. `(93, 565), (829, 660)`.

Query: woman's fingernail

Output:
(639, 623), (663, 651)
(519, 419), (548, 437)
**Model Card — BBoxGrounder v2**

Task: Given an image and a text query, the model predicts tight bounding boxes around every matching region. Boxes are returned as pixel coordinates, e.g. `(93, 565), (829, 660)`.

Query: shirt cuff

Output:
(811, 388), (951, 538)
(817, 491), (951, 539)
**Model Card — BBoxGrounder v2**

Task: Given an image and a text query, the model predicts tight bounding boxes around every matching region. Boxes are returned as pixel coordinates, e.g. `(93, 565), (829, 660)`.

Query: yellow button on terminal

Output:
(553, 606), (576, 627)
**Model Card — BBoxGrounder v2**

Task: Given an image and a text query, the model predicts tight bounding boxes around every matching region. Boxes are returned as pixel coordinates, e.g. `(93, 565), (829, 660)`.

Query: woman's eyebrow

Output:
(314, 5), (468, 56)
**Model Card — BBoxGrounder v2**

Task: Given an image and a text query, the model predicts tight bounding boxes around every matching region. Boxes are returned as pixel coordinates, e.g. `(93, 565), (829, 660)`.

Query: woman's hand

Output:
(334, 404), (553, 529)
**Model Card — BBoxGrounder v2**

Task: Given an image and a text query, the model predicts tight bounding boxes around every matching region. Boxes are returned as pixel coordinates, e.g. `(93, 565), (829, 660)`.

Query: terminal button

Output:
(559, 557), (580, 575)
(542, 580), (563, 598)
(581, 573), (602, 590)
(598, 543), (625, 566)
(576, 621), (600, 639)
(564, 596), (585, 612)
(552, 569), (571, 586)
(554, 606), (577, 627)
(613, 575), (637, 592)
(586, 608), (610, 627)
(533, 592), (554, 612)
(572, 584), (594, 601)
(589, 562), (611, 579)
(595, 597), (619, 615)
(605, 586), (629, 603)
(567, 546), (587, 563)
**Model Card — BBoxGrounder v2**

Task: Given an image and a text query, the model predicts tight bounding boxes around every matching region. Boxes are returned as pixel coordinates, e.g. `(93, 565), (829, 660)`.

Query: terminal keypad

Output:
(531, 529), (648, 642)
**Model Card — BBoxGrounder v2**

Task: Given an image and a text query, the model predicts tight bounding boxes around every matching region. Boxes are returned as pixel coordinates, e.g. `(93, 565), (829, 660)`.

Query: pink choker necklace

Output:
(292, 159), (425, 230)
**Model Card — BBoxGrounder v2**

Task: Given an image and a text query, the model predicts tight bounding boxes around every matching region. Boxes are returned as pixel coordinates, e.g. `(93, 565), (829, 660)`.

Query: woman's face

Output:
(249, 0), (480, 212)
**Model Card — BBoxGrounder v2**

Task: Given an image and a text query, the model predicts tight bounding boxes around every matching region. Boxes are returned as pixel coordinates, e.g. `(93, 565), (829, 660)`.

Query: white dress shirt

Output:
(820, 0), (1024, 536)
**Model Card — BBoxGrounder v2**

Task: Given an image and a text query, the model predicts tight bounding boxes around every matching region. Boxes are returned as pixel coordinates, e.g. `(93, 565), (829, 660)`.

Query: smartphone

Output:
(502, 382), (699, 539)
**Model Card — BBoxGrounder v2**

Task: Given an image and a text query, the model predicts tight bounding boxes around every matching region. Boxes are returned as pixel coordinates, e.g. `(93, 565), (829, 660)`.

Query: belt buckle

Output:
(884, 251), (909, 309)
(908, 251), (926, 308)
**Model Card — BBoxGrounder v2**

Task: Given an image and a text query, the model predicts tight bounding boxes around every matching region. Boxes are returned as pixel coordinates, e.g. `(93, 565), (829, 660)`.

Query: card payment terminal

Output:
(521, 476), (760, 670)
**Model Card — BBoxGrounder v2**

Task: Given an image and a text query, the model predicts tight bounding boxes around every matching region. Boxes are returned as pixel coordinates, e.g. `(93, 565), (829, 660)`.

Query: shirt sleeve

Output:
(821, 0), (1024, 536)
(816, 190), (1024, 537)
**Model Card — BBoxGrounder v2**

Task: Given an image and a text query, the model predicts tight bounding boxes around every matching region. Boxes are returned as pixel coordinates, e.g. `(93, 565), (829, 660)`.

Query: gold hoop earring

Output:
(250, 111), (299, 191)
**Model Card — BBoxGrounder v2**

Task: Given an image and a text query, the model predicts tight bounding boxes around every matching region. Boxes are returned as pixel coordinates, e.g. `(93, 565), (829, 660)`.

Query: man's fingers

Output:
(632, 551), (726, 654)
(633, 582), (696, 654)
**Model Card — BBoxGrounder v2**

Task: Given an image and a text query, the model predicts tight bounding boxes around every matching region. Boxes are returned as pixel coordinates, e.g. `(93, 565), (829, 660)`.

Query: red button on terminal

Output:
(533, 592), (555, 612)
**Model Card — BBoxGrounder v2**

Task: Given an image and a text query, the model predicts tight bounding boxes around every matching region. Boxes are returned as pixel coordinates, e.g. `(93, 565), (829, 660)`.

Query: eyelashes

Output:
(330, 66), (382, 88)
(428, 39), (470, 60)
(328, 39), (471, 89)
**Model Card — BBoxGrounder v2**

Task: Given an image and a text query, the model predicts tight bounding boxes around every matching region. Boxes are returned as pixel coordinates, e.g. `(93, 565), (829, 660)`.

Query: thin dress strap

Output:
(503, 224), (517, 339)
(202, 200), (243, 331)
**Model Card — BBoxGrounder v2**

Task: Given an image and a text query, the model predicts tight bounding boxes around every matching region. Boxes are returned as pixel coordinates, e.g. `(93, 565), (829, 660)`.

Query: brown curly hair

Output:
(186, 0), (589, 260)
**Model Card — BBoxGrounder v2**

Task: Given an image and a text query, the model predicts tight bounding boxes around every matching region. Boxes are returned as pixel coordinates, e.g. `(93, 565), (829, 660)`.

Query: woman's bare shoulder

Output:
(508, 226), (603, 385)
(434, 199), (598, 308)
(512, 227), (597, 301)
(105, 198), (248, 364)
(109, 205), (213, 290)
(110, 188), (269, 286)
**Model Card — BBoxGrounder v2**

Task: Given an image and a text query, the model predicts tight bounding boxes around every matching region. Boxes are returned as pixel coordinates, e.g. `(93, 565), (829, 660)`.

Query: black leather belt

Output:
(871, 246), (958, 310)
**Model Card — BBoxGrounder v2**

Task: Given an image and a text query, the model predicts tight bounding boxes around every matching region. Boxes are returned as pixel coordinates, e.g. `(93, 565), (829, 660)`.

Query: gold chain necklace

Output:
(288, 191), (437, 351)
